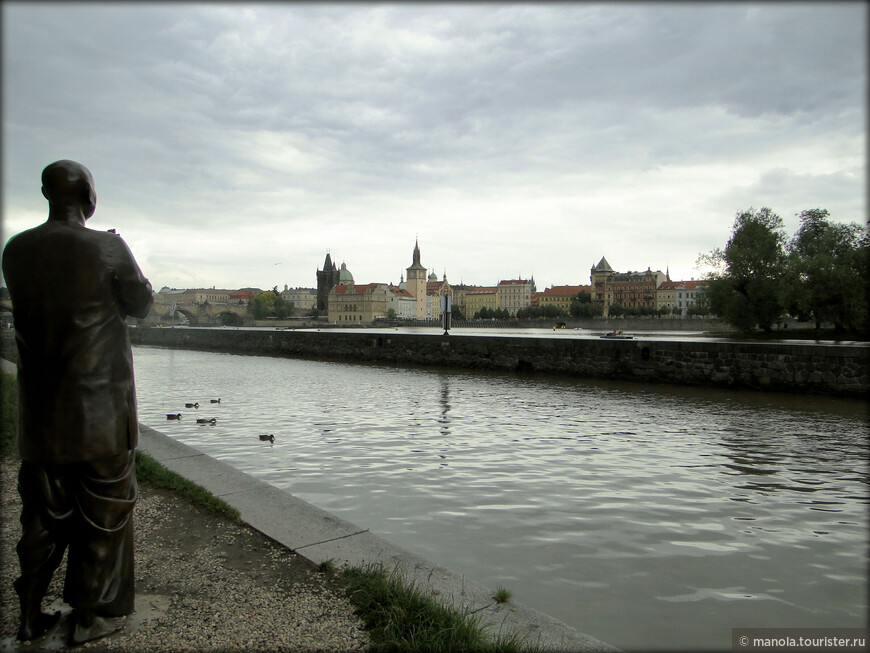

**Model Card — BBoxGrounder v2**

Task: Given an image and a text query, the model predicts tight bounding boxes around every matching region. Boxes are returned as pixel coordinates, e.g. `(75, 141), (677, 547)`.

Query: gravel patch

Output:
(0, 455), (371, 652)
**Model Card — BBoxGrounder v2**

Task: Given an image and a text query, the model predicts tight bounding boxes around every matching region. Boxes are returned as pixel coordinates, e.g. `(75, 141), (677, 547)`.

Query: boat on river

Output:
(601, 330), (634, 339)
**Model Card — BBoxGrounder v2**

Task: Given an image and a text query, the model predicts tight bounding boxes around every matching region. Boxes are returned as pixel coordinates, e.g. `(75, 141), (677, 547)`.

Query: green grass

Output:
(493, 586), (513, 603)
(318, 558), (337, 574)
(340, 563), (531, 653)
(134, 450), (241, 521)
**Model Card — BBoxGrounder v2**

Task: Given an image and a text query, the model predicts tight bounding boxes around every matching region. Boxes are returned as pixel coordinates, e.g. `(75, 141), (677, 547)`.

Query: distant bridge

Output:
(145, 302), (251, 327)
(0, 297), (252, 327)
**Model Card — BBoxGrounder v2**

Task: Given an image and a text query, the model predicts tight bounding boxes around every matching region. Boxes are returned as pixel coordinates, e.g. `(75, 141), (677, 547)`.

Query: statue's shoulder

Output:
(2, 223), (42, 252)
(2, 224), (44, 277)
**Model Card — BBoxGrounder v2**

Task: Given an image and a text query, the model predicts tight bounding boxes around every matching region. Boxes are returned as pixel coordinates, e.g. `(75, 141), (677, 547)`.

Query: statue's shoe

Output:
(17, 610), (61, 642)
(70, 614), (124, 645)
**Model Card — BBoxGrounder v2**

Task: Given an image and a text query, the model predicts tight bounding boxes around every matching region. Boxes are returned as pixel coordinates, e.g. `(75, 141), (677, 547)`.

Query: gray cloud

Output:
(2, 2), (865, 290)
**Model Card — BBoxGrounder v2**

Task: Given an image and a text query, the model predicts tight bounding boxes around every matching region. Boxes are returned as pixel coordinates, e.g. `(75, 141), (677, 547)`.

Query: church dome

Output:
(339, 262), (353, 282)
(428, 271), (438, 281)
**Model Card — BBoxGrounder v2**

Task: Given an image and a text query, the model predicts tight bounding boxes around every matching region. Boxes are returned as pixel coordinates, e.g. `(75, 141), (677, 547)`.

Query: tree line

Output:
(698, 208), (868, 334)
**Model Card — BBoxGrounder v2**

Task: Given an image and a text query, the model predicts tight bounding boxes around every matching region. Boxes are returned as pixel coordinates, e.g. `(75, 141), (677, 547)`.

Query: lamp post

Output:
(440, 294), (452, 336)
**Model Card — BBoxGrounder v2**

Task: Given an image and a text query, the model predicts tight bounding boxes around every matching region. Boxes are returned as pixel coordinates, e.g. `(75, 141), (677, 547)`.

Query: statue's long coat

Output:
(2, 220), (153, 463)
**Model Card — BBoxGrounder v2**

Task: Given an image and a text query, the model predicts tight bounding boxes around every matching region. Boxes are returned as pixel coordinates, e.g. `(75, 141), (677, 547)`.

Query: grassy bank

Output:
(340, 563), (529, 653)
(134, 450), (241, 521)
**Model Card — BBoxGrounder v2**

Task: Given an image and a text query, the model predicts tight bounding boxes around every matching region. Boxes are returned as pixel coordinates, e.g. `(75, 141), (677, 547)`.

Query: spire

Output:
(407, 238), (426, 271)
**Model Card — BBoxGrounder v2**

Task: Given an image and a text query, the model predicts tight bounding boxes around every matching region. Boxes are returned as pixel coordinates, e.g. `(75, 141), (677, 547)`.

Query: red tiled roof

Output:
(659, 280), (705, 290)
(541, 285), (592, 297)
(680, 280), (705, 290)
(332, 283), (390, 296)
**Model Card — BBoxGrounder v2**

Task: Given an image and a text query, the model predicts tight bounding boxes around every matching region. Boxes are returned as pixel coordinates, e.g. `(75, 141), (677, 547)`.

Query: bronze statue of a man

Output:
(1, 160), (153, 644)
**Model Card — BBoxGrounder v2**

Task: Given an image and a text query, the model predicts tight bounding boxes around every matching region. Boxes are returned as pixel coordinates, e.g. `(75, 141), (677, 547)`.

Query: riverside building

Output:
(591, 257), (668, 317)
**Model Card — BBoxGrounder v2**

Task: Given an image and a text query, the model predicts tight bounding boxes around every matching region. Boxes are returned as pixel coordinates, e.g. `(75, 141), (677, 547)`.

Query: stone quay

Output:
(129, 327), (868, 398)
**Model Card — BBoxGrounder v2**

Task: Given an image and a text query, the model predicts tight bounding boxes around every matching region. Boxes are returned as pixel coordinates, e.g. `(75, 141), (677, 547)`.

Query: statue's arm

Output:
(110, 236), (154, 319)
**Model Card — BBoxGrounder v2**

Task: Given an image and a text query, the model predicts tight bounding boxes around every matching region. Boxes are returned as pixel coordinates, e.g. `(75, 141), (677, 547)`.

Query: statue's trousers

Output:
(15, 451), (137, 616)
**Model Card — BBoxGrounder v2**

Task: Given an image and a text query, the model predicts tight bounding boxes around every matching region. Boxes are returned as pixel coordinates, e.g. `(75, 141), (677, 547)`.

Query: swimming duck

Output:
(258, 434), (275, 442)
(166, 413), (182, 420)
(210, 398), (221, 403)
(185, 402), (199, 408)
(196, 417), (217, 424)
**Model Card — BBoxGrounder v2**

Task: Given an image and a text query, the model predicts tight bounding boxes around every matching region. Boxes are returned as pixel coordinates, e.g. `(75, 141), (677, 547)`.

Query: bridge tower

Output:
(317, 252), (340, 312)
(406, 239), (427, 319)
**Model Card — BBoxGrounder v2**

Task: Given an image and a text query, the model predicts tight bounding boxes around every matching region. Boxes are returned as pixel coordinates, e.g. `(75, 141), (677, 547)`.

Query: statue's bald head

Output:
(41, 160), (96, 220)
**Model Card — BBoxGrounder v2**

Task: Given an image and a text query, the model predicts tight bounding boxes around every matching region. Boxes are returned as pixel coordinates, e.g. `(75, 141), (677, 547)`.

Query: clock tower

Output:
(406, 239), (427, 319)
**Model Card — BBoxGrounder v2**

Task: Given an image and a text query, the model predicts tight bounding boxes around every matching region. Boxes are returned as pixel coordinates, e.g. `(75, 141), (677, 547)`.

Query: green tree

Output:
(785, 209), (868, 332)
(252, 291), (277, 319)
(569, 292), (592, 318)
(274, 297), (292, 319)
(687, 295), (709, 318)
(253, 288), (293, 319)
(699, 207), (787, 333)
(475, 306), (510, 320)
(517, 305), (566, 319)
(571, 293), (602, 318)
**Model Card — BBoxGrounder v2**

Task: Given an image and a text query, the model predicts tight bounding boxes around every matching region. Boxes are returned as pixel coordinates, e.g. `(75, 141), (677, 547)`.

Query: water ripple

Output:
(133, 346), (869, 652)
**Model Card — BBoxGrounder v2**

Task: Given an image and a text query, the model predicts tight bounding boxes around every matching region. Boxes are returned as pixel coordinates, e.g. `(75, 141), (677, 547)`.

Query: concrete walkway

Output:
(138, 424), (619, 652)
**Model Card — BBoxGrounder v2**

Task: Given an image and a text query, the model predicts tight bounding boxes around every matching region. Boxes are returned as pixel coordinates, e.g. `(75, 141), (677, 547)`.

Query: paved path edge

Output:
(138, 424), (620, 652)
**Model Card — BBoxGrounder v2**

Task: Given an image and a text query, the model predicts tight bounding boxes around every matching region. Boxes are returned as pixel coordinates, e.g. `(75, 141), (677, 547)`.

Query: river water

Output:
(131, 344), (868, 651)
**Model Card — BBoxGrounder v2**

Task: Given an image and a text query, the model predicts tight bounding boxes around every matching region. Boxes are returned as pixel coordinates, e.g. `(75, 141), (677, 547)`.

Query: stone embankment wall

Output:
(128, 327), (868, 398)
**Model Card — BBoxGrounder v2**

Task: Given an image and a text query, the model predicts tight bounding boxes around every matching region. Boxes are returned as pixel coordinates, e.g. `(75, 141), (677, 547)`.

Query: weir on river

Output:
(129, 325), (870, 398)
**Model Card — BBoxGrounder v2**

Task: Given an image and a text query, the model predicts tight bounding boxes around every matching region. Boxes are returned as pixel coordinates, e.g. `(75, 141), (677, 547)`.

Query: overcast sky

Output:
(2, 2), (866, 292)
